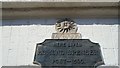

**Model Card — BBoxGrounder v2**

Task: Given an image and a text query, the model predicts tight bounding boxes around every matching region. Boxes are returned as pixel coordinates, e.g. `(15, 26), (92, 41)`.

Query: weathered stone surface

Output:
(33, 39), (104, 67)
(52, 33), (82, 39)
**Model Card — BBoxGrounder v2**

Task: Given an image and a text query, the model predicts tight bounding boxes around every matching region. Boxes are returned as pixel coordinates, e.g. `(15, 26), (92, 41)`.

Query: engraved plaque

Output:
(33, 39), (104, 67)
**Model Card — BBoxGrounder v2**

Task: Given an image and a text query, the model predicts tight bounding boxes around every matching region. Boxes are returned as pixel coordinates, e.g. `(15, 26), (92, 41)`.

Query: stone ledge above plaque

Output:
(52, 33), (82, 39)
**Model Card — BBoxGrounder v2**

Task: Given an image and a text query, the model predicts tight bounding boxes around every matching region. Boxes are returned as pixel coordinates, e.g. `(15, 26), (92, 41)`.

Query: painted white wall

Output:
(2, 19), (118, 66)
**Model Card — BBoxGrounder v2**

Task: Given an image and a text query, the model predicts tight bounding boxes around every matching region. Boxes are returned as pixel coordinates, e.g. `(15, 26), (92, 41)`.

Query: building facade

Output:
(1, 1), (120, 68)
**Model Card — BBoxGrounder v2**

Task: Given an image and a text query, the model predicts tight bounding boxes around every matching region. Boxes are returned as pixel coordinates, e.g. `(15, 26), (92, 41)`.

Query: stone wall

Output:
(1, 2), (119, 68)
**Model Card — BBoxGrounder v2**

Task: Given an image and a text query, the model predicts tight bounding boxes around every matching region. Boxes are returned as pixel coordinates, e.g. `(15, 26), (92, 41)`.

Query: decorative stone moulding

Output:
(53, 18), (82, 39)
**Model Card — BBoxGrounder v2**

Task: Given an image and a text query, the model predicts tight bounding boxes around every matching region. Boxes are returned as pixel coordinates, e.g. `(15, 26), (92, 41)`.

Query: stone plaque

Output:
(33, 39), (104, 67)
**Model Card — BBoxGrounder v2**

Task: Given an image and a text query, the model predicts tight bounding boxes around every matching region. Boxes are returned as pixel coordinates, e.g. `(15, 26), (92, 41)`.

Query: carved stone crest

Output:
(52, 18), (82, 39)
(55, 18), (78, 33)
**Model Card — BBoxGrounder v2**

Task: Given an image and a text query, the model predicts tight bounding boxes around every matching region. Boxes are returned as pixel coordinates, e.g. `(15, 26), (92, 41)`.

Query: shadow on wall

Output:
(2, 18), (119, 26)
